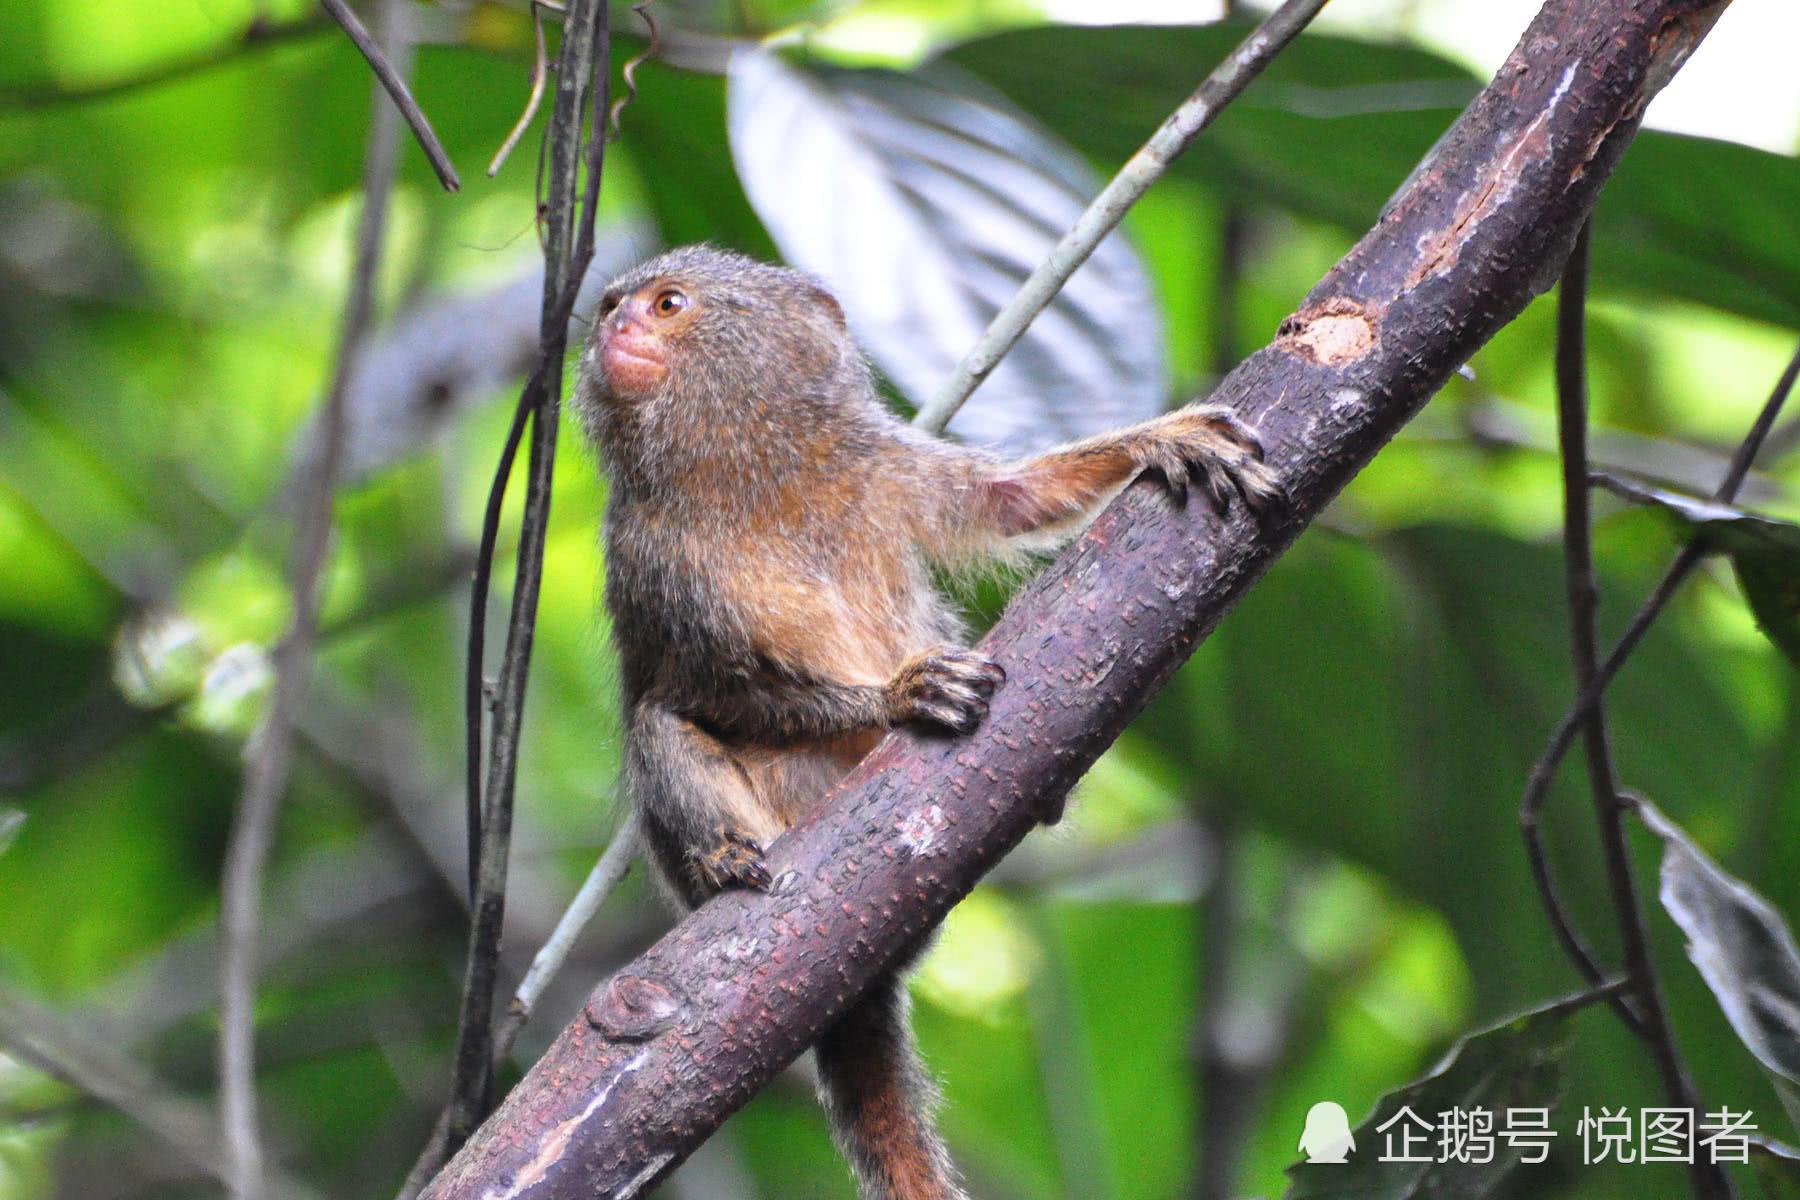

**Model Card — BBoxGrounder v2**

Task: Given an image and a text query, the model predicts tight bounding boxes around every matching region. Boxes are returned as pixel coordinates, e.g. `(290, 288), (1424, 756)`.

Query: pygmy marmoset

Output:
(578, 244), (1278, 1200)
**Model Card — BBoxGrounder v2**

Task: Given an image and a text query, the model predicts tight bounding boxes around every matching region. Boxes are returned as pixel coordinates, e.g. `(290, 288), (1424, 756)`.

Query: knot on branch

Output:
(587, 973), (686, 1042)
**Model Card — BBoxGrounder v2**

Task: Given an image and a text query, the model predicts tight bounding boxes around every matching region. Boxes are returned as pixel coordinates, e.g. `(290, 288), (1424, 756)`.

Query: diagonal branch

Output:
(414, 0), (1734, 1195)
(319, 0), (461, 192)
(1519, 332), (1800, 850)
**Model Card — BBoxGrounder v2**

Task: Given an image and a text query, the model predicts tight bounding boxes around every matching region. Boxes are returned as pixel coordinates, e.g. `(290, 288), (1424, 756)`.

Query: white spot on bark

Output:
(1548, 62), (1577, 109)
(483, 1049), (651, 1200)
(721, 935), (764, 962)
(899, 805), (948, 857)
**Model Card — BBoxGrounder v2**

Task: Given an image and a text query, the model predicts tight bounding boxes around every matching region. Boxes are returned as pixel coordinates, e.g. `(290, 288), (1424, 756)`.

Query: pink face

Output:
(595, 281), (695, 397)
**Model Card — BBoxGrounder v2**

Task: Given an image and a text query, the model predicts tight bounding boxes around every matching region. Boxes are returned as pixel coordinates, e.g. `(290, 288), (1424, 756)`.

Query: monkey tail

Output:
(815, 971), (968, 1200)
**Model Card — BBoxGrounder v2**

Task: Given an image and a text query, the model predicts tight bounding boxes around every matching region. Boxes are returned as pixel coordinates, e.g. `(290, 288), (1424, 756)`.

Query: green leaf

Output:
(1281, 991), (1585, 1199)
(1595, 473), (1800, 667)
(1637, 798), (1800, 1135)
(949, 23), (1800, 330)
(1753, 1137), (1800, 1197)
(728, 49), (1167, 449)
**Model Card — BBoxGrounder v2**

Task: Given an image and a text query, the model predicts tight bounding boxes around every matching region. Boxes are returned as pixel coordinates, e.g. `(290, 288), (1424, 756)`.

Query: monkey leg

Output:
(626, 702), (781, 906)
(815, 971), (968, 1200)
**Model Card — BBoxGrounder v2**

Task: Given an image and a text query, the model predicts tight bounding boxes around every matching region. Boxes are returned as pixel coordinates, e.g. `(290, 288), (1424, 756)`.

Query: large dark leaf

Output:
(1595, 473), (1800, 668)
(1754, 1138), (1800, 1196)
(727, 47), (1166, 452)
(1638, 798), (1800, 1133)
(949, 23), (1800, 330)
(1282, 991), (1582, 1199)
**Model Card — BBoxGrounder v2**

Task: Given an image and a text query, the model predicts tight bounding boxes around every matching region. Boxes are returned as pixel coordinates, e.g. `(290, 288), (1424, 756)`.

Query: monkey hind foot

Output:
(690, 825), (773, 894)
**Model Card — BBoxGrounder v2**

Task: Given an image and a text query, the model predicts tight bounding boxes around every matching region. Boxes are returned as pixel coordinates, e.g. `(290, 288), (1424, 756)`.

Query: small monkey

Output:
(578, 245), (1277, 1200)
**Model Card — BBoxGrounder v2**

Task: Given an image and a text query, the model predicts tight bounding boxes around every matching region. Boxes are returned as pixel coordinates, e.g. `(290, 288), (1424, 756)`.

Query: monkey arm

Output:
(918, 406), (1278, 554)
(683, 647), (1002, 746)
(691, 667), (896, 744)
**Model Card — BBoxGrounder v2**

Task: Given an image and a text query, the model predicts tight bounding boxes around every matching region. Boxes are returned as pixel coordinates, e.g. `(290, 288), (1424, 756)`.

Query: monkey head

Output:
(585, 245), (853, 409)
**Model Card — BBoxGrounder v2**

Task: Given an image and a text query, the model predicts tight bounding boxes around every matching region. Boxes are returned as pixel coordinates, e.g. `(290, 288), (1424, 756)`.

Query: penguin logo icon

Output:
(1298, 1101), (1355, 1163)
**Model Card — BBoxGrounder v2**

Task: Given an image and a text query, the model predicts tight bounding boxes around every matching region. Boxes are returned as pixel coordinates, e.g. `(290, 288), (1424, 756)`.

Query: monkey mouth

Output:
(601, 334), (667, 391)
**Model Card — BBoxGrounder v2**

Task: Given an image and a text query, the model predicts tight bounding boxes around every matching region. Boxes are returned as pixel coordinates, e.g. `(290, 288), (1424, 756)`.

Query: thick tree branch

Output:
(419, 0), (1732, 1194)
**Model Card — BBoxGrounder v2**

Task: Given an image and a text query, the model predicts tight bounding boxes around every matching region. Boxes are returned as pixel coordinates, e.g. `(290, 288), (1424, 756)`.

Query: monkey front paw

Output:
(891, 647), (1005, 736)
(691, 826), (773, 894)
(1143, 405), (1284, 515)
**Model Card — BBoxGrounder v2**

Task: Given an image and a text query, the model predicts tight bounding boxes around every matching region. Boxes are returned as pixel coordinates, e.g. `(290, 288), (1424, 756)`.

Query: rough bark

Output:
(419, 0), (1732, 1195)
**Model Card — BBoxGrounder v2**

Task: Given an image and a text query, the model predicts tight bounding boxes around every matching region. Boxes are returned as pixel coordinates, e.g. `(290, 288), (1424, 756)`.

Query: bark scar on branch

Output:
(1276, 297), (1378, 365)
(1407, 62), (1579, 288)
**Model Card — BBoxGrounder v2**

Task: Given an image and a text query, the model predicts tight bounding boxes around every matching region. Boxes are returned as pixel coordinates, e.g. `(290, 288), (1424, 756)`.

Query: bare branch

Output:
(1524, 224), (1645, 1030)
(1546, 223), (1724, 1199)
(434, 0), (614, 1177)
(319, 0), (462, 192)
(216, 4), (407, 1194)
(494, 812), (642, 1062)
(1520, 334), (1800, 958)
(488, 2), (553, 177)
(416, 1), (1735, 1193)
(912, 0), (1329, 435)
(608, 1), (662, 139)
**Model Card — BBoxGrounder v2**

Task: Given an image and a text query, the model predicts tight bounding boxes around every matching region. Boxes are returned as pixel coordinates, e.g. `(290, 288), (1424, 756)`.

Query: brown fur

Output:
(578, 245), (1278, 1200)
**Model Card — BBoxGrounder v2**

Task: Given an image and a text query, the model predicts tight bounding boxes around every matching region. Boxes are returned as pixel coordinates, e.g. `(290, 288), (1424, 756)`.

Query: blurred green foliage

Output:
(2, 2), (1799, 1199)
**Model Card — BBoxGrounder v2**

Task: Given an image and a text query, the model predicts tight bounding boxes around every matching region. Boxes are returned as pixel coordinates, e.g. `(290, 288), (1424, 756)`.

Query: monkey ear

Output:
(805, 283), (847, 331)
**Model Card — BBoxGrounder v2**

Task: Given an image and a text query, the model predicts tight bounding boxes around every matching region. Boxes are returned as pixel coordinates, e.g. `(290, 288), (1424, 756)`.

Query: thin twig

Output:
(0, 16), (331, 109)
(1520, 334), (1800, 932)
(487, 2), (552, 177)
(1546, 223), (1727, 1200)
(911, 0), (1330, 435)
(608, 0), (661, 139)
(492, 811), (640, 1061)
(462, 398), (533, 909)
(319, 0), (462, 193)
(216, 5), (407, 1195)
(0, 983), (318, 1200)
(435, 0), (613, 1174)
(1522, 225), (1645, 1036)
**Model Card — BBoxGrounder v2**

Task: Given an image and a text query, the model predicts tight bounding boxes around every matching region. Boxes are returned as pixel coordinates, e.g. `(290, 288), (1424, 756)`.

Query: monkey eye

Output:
(597, 293), (621, 318)
(652, 287), (689, 317)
